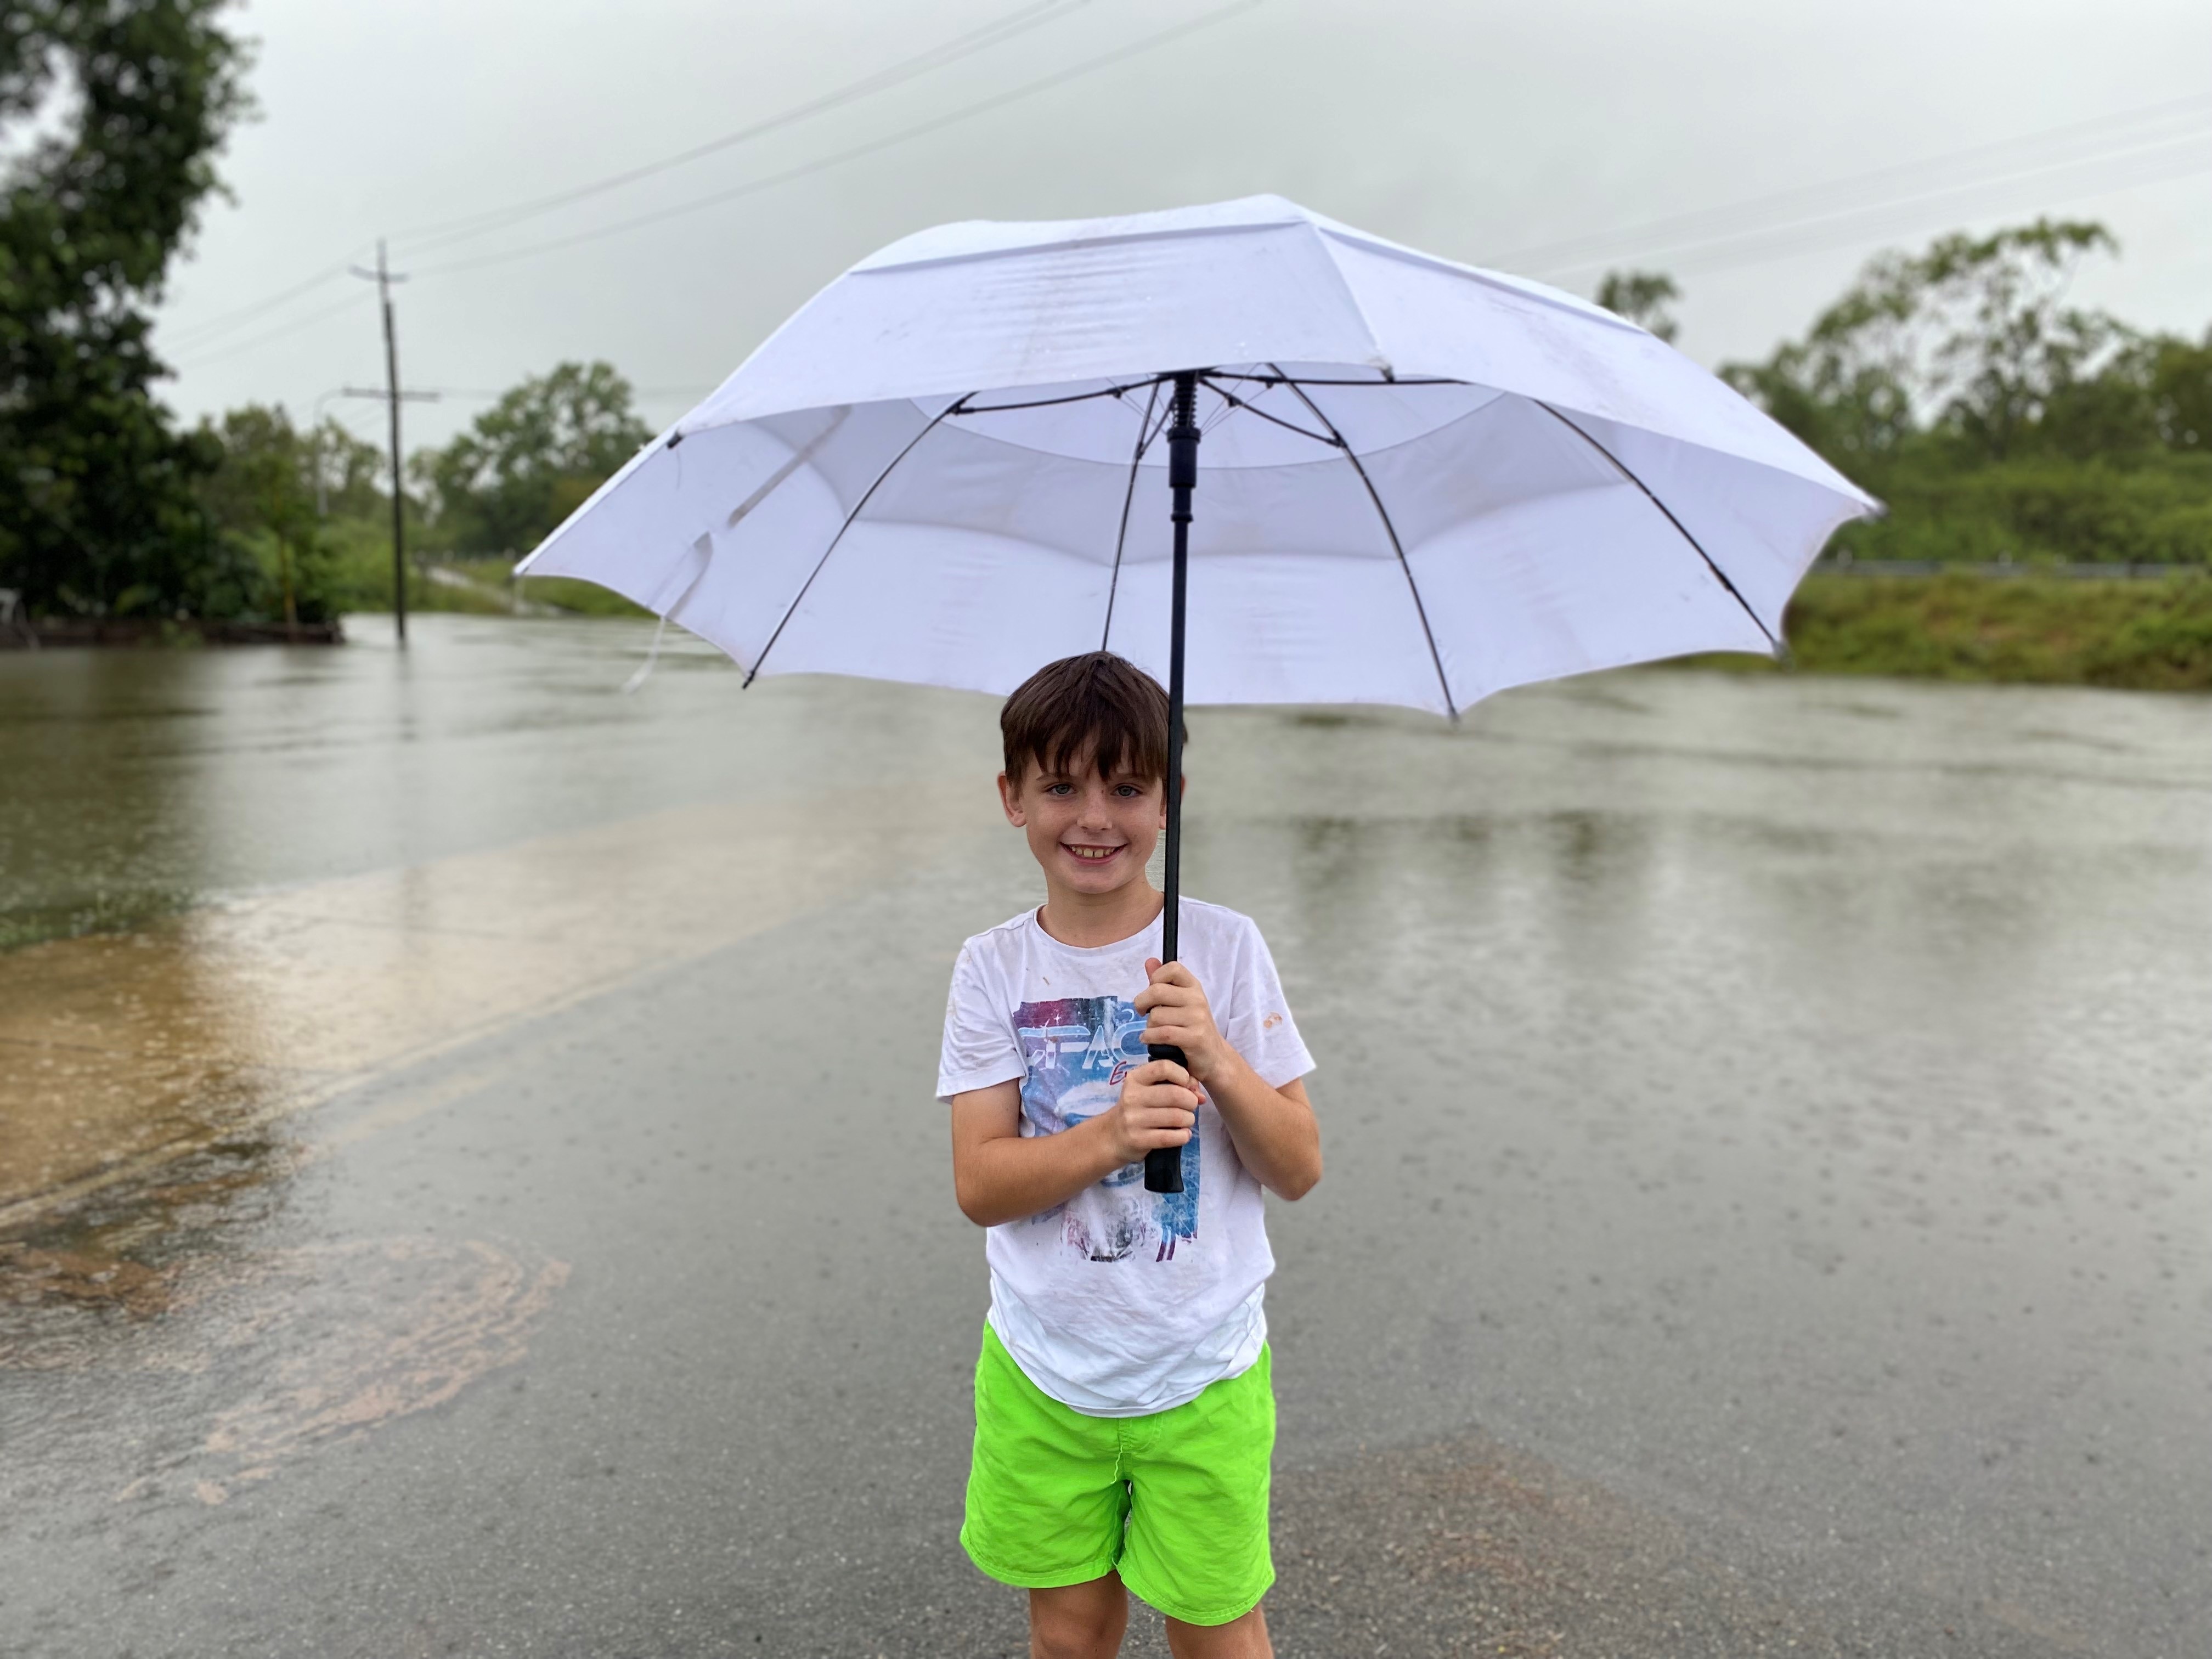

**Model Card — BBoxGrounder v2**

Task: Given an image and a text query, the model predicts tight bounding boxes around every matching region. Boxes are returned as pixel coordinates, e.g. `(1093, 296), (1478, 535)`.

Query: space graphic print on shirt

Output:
(938, 897), (1316, 1416)
(1014, 994), (1199, 1263)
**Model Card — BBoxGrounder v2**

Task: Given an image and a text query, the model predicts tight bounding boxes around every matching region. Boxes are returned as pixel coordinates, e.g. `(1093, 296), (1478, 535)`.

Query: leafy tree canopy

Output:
(192, 404), (385, 623)
(415, 360), (651, 556)
(1720, 219), (2164, 464)
(1716, 219), (2212, 567)
(0, 0), (251, 617)
(1596, 269), (1680, 343)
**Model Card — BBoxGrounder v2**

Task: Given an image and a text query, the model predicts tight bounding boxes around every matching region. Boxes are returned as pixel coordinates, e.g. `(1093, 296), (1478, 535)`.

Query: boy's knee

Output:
(1029, 1575), (1127, 1659)
(1163, 1603), (1271, 1659)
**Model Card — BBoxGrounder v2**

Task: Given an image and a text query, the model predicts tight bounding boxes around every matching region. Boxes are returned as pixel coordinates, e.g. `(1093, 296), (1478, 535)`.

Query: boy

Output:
(939, 651), (1322, 1659)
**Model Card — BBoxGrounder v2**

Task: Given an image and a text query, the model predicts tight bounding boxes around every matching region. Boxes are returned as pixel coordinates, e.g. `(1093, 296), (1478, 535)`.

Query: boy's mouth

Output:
(1063, 843), (1122, 864)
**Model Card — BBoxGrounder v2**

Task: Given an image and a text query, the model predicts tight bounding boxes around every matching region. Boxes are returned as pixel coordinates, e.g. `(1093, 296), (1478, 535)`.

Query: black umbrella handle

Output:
(1143, 375), (1201, 1201)
(1143, 1042), (1188, 1194)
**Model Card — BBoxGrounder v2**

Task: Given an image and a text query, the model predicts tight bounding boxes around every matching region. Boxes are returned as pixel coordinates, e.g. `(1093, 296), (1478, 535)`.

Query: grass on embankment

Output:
(323, 527), (652, 618)
(327, 532), (2211, 693)
(1689, 571), (2212, 692)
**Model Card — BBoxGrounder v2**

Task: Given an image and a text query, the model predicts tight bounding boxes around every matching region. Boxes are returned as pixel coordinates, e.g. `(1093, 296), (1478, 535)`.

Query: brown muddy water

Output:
(1, 614), (2207, 1658)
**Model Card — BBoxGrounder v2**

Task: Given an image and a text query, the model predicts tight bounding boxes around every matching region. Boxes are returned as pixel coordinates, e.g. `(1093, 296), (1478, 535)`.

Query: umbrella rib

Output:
(1198, 377), (1339, 448)
(953, 376), (1169, 414)
(1532, 400), (1781, 654)
(1267, 364), (1459, 719)
(1101, 380), (1166, 651)
(742, 397), (970, 687)
(1209, 370), (1463, 388)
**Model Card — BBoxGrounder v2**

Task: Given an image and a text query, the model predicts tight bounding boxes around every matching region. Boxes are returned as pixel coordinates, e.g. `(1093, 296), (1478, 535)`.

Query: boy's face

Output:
(998, 746), (1167, 899)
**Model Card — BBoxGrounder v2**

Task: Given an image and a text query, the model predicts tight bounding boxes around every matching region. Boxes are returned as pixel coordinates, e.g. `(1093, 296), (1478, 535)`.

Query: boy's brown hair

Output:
(1001, 651), (1181, 788)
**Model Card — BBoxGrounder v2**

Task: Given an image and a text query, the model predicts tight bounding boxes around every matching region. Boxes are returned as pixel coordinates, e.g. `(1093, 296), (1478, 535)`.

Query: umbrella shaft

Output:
(1161, 371), (1199, 966)
(1163, 504), (1187, 964)
(1147, 371), (1201, 1198)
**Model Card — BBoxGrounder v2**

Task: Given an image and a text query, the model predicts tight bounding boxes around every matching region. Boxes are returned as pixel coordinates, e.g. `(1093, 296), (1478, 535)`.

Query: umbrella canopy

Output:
(523, 194), (1880, 1193)
(520, 194), (1876, 717)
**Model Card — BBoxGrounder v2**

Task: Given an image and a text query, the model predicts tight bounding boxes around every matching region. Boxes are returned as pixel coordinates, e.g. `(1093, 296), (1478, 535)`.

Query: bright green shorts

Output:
(961, 1323), (1276, 1627)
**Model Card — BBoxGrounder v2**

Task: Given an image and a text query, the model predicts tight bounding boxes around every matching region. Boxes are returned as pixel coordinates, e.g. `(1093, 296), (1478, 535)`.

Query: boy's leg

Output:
(1029, 1571), (1128, 1659)
(1116, 1348), (1277, 1633)
(1163, 1604), (1270, 1659)
(966, 1325), (1132, 1648)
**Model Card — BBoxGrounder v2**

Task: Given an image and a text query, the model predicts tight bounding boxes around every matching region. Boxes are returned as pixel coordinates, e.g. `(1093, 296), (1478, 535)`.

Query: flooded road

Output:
(2, 617), (2208, 1657)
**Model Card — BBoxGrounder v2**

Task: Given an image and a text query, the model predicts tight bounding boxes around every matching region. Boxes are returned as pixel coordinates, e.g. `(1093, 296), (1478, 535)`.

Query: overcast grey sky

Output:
(155, 0), (2212, 452)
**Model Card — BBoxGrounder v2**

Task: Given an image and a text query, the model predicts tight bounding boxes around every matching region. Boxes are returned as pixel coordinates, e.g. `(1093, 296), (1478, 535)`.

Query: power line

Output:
(393, 0), (1094, 256)
(409, 383), (720, 399)
(412, 0), (1266, 280)
(1634, 137), (2212, 281)
(160, 255), (368, 352)
(164, 48), (2201, 380)
(153, 2), (1094, 360)
(1485, 93), (2211, 277)
(169, 289), (376, 371)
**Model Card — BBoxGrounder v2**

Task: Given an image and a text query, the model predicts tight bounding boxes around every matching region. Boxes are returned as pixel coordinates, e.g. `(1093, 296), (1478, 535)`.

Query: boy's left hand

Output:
(1137, 958), (1229, 1085)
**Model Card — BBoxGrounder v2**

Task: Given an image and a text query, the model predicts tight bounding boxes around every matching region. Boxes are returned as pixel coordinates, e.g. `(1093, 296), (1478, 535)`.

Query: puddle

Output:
(0, 1243), (173, 1316)
(3, 1233), (569, 1506)
(0, 785), (984, 1233)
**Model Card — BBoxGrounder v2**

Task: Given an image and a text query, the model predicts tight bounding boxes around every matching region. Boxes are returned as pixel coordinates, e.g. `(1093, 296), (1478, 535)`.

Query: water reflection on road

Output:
(1, 617), (2207, 1657)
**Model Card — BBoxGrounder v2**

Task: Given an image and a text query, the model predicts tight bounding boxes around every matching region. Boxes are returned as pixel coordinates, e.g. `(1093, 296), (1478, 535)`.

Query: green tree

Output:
(304, 416), (386, 520)
(1595, 270), (1680, 343)
(1720, 221), (2212, 568)
(2146, 328), (2212, 454)
(416, 361), (651, 555)
(0, 1), (251, 617)
(1724, 220), (2130, 464)
(195, 403), (350, 624)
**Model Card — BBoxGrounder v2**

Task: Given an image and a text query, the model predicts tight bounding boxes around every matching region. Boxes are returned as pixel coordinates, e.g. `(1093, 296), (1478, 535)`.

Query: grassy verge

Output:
(511, 572), (652, 617)
(426, 555), (652, 618)
(320, 535), (2211, 692)
(1690, 571), (2212, 690)
(321, 529), (651, 618)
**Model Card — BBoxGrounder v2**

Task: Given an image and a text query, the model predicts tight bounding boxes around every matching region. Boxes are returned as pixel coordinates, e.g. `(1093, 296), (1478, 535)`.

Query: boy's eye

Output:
(1045, 782), (1073, 796)
(1113, 785), (1141, 797)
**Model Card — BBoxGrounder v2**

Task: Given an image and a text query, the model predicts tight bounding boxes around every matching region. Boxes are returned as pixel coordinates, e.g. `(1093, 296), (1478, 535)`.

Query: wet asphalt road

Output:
(2, 618), (2208, 1657)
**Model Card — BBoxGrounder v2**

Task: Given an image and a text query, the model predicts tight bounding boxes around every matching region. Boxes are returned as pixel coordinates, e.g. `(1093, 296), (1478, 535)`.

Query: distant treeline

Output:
(5, 0), (2206, 628)
(187, 362), (655, 623)
(0, 2), (648, 627)
(144, 218), (2212, 628)
(1605, 221), (2212, 569)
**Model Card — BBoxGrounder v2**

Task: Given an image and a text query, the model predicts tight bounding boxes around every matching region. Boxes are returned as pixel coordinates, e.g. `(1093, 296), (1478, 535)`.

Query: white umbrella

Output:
(520, 193), (1877, 1190)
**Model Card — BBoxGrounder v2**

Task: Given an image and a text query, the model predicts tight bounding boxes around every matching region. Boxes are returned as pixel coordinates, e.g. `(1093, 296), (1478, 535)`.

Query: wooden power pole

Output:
(349, 242), (432, 645)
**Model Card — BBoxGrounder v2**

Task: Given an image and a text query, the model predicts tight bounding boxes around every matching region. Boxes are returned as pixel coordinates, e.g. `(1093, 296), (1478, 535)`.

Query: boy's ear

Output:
(1156, 772), (1184, 829)
(997, 771), (1026, 827)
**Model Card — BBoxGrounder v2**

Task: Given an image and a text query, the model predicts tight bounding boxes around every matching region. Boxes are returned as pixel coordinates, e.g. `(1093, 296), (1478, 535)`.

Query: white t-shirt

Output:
(938, 898), (1314, 1417)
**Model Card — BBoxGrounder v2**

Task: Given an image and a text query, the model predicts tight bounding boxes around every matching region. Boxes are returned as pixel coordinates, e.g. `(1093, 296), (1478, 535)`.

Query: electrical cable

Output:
(1642, 137), (2212, 280)
(154, 2), (1092, 356)
(169, 289), (377, 371)
(163, 46), (2197, 376)
(418, 383), (720, 400)
(392, 0), (1094, 255)
(410, 0), (1265, 280)
(159, 253), (370, 352)
(1485, 93), (2211, 277)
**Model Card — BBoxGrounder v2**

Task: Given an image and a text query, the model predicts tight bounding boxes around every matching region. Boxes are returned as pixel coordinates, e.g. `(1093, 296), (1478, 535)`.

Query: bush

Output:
(1834, 452), (2212, 566)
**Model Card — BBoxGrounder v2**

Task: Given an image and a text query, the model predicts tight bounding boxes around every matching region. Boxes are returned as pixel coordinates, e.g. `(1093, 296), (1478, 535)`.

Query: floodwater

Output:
(1, 616), (2207, 1658)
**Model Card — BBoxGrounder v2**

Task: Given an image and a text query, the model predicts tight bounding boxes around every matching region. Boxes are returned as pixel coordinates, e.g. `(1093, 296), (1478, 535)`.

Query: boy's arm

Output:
(1137, 958), (1323, 1201)
(949, 1063), (1202, 1228)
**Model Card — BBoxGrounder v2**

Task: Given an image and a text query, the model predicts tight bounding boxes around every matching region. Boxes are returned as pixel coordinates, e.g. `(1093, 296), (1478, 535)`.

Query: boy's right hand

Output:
(1101, 1059), (1199, 1167)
